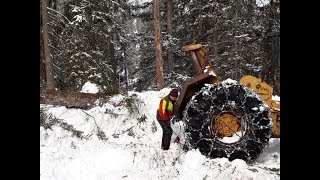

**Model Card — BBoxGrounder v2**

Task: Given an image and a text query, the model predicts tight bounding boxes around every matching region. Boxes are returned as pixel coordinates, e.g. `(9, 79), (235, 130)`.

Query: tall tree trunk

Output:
(153, 0), (164, 90)
(109, 40), (117, 87)
(122, 43), (128, 91)
(41, 0), (55, 90)
(166, 0), (173, 74)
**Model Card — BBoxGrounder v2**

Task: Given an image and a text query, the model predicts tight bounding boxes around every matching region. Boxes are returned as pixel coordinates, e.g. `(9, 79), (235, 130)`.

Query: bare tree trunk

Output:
(109, 40), (117, 87)
(121, 42), (128, 91)
(166, 0), (173, 74)
(41, 0), (55, 90)
(153, 0), (164, 90)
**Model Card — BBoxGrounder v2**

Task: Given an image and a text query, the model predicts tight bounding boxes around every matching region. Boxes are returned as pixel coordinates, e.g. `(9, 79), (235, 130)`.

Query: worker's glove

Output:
(170, 115), (177, 125)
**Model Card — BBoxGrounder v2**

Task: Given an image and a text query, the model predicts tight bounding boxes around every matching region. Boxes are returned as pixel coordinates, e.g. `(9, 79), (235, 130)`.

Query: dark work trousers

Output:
(157, 120), (173, 150)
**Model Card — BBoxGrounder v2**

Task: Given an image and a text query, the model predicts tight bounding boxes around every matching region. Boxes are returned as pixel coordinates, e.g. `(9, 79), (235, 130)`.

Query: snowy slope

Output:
(40, 85), (280, 180)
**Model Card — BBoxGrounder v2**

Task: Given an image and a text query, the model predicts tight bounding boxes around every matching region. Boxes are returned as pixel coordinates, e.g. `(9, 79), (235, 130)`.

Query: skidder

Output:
(174, 44), (279, 163)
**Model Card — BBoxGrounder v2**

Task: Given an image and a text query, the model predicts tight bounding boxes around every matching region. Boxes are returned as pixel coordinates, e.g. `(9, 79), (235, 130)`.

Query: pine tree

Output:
(44, 0), (130, 92)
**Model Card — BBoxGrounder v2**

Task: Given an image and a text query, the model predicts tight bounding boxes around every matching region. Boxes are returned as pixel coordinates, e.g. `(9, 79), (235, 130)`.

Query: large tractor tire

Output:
(182, 80), (273, 163)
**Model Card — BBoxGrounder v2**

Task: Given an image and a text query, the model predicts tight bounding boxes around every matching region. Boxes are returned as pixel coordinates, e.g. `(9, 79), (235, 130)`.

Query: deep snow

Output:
(40, 82), (280, 180)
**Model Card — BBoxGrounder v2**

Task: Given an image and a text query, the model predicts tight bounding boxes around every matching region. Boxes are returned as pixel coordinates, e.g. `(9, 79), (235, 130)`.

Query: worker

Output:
(156, 88), (179, 150)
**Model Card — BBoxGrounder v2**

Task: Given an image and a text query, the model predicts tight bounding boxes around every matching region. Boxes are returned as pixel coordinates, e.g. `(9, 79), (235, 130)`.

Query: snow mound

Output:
(80, 81), (101, 93)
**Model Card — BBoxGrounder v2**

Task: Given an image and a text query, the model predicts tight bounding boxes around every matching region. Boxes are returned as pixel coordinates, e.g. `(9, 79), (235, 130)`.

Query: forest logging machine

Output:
(174, 44), (280, 163)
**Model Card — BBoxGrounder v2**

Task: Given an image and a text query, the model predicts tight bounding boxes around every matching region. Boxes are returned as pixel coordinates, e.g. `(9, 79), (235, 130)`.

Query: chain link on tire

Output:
(182, 80), (273, 163)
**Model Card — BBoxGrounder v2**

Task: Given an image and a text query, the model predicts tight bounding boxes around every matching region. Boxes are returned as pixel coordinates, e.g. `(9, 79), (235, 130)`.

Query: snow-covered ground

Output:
(40, 82), (280, 180)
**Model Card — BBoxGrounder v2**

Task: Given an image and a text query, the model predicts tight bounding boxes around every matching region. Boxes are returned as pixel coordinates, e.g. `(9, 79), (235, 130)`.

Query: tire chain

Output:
(182, 81), (273, 163)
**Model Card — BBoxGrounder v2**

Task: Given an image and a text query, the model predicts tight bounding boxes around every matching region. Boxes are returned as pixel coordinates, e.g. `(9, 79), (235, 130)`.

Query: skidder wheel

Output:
(183, 80), (273, 163)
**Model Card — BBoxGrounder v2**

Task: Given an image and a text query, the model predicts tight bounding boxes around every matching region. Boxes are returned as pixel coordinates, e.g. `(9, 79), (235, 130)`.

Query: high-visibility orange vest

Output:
(157, 95), (175, 122)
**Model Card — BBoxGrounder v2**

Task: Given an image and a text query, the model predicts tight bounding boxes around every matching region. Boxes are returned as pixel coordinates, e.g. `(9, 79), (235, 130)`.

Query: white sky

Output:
(40, 81), (280, 180)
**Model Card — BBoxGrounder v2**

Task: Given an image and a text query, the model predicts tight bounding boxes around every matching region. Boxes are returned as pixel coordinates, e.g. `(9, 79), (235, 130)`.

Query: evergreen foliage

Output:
(40, 0), (280, 94)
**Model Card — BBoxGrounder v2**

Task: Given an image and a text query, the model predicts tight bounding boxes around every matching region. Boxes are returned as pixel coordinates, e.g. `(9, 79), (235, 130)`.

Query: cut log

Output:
(40, 90), (109, 108)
